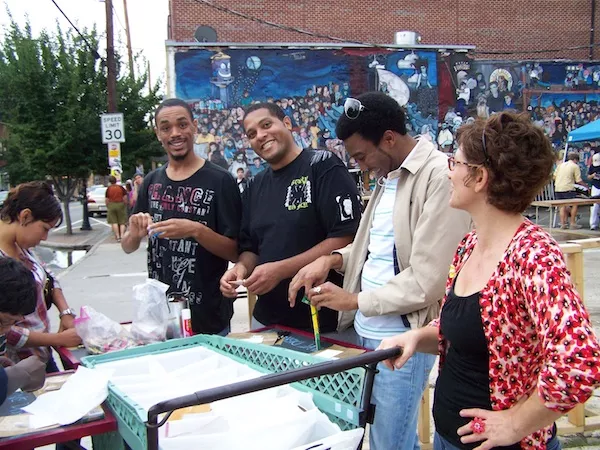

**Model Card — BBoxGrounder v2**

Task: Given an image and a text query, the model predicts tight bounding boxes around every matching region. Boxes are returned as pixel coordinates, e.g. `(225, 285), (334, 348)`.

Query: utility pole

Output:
(123, 0), (135, 78)
(147, 60), (152, 91)
(106, 0), (117, 114)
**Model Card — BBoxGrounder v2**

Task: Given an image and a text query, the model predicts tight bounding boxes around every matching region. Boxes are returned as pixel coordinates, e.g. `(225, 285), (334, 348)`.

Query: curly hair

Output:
(456, 111), (555, 214)
(0, 258), (37, 316)
(0, 181), (63, 225)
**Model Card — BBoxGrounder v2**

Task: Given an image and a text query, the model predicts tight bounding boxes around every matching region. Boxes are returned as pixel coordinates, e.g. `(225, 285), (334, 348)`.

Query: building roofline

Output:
(165, 41), (475, 52)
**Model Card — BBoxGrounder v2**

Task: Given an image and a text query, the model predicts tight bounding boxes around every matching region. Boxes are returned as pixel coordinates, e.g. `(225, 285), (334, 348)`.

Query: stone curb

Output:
(55, 231), (113, 281)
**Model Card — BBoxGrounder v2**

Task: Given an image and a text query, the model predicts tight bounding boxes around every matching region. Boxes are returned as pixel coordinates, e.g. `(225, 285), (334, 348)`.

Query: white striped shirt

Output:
(355, 176), (409, 339)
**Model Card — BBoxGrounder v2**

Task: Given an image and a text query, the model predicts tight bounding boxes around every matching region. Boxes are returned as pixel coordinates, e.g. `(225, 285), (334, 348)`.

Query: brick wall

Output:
(169, 0), (599, 61)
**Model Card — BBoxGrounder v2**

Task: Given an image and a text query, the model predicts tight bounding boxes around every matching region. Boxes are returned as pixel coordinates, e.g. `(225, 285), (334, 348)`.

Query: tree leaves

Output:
(0, 16), (162, 233)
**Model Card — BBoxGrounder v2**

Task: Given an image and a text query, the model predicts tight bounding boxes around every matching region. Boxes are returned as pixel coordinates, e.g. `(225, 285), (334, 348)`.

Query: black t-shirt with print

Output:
(240, 149), (361, 332)
(134, 161), (241, 334)
(589, 165), (600, 190)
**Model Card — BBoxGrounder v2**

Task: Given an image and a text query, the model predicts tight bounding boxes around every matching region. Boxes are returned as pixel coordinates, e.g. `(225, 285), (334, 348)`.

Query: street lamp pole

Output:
(80, 178), (92, 231)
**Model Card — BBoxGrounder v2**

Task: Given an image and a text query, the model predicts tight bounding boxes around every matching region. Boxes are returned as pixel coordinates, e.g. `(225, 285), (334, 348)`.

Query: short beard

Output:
(376, 147), (395, 174)
(169, 149), (189, 161)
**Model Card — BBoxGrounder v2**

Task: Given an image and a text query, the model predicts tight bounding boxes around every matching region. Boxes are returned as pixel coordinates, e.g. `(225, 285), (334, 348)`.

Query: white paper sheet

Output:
(314, 349), (343, 359)
(23, 366), (110, 426)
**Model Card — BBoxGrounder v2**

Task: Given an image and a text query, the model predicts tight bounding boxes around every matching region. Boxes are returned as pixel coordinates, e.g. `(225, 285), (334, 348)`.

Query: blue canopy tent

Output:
(567, 119), (600, 144)
(562, 119), (600, 162)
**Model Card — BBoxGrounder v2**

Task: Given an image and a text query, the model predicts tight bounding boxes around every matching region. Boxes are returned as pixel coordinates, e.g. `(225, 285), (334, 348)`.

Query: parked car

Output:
(87, 186), (107, 217)
(0, 191), (8, 208)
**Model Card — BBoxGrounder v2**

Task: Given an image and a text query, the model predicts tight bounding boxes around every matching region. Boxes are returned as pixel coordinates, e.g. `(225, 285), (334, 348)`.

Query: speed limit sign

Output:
(101, 113), (126, 143)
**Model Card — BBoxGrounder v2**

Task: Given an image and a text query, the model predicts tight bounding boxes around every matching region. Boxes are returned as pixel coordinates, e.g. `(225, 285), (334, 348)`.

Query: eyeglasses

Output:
(344, 98), (367, 119)
(448, 156), (483, 172)
(481, 128), (491, 165)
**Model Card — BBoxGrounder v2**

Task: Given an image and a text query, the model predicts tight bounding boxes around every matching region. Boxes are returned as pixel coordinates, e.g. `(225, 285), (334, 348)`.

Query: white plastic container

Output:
(181, 308), (192, 337)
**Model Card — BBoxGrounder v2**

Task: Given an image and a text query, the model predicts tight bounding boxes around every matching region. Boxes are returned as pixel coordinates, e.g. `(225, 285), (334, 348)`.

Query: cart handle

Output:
(145, 347), (401, 447)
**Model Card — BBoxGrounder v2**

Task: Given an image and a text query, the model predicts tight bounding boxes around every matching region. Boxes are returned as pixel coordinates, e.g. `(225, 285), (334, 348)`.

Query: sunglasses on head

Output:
(344, 98), (367, 120)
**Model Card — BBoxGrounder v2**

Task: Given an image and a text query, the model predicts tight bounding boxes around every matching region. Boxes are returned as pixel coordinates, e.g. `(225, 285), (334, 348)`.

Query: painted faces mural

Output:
(174, 48), (440, 176)
(441, 57), (600, 153)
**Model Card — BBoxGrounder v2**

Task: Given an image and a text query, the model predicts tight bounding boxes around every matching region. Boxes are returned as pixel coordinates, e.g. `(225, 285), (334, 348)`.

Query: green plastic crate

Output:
(82, 335), (367, 450)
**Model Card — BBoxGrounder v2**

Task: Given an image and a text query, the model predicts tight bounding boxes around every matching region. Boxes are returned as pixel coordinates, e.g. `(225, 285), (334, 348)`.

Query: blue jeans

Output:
(433, 431), (562, 450)
(218, 325), (231, 336)
(358, 333), (436, 450)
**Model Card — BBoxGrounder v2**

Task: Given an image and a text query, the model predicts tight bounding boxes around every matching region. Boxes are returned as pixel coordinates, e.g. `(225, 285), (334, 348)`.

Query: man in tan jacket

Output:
(289, 92), (471, 450)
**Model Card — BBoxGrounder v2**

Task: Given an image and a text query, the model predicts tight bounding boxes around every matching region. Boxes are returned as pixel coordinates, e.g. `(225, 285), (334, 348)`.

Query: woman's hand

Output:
(377, 329), (422, 371)
(54, 328), (82, 348)
(58, 314), (75, 332)
(457, 397), (527, 449)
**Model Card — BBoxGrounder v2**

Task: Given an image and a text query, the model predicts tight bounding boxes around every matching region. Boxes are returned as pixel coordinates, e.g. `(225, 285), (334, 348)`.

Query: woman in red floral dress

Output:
(379, 111), (600, 450)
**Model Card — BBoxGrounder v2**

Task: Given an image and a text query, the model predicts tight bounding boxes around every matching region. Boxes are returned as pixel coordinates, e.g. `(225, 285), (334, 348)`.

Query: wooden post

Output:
(418, 388), (432, 448)
(560, 242), (586, 431)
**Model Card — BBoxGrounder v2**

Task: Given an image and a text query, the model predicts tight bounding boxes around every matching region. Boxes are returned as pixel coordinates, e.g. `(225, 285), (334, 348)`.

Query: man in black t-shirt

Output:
(122, 98), (241, 335)
(219, 103), (361, 332)
(588, 152), (600, 230)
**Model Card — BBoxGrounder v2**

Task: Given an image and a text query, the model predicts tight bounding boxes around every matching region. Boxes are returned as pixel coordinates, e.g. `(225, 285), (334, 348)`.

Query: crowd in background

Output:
(189, 82), (361, 184)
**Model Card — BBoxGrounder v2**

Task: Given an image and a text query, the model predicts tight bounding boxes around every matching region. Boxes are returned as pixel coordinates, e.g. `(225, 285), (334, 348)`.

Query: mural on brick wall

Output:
(173, 48), (439, 188)
(173, 47), (600, 187)
(442, 57), (600, 158)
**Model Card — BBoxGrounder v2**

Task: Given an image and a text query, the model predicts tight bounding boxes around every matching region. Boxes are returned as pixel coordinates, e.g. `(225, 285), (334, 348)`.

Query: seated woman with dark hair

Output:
(0, 181), (81, 373)
(379, 111), (600, 450)
(0, 258), (46, 404)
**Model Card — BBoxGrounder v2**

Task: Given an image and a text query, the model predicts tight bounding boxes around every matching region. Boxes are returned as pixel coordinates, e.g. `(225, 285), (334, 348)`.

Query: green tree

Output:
(0, 17), (161, 234)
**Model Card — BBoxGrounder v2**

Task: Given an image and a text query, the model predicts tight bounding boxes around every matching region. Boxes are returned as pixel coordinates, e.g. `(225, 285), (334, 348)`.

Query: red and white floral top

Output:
(435, 219), (600, 449)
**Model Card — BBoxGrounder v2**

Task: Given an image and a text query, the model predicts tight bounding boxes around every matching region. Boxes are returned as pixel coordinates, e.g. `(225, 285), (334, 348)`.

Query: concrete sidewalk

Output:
(48, 220), (600, 449)
(41, 217), (112, 250)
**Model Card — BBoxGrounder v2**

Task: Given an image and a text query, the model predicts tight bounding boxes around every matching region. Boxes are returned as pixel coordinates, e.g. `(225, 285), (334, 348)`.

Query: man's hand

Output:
(244, 262), (285, 295)
(128, 213), (153, 239)
(288, 256), (333, 307)
(14, 356), (46, 392)
(147, 219), (200, 240)
(220, 264), (248, 298)
(308, 282), (358, 312)
(54, 328), (82, 348)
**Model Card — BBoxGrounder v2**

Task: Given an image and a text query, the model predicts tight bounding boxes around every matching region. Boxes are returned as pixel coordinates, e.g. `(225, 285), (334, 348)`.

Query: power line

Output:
(192, 0), (600, 58)
(48, 0), (103, 61)
(191, 0), (372, 46)
(111, 3), (127, 35)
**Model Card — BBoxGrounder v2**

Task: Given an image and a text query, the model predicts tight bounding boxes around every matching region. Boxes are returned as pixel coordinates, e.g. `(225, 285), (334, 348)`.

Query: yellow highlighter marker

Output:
(302, 296), (321, 351)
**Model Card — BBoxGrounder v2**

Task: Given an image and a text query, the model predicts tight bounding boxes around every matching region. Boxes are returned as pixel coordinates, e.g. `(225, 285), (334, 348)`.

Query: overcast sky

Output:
(1, 0), (169, 90)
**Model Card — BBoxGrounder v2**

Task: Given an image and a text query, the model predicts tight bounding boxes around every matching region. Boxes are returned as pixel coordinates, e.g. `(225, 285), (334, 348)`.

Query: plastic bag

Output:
(74, 306), (138, 354)
(131, 279), (170, 344)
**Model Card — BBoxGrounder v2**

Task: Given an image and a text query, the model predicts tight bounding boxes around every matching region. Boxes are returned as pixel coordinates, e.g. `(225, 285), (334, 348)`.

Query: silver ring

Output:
(313, 286), (322, 294)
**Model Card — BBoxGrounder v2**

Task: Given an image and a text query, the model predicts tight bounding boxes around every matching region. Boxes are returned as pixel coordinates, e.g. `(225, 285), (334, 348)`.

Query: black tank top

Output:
(433, 283), (521, 450)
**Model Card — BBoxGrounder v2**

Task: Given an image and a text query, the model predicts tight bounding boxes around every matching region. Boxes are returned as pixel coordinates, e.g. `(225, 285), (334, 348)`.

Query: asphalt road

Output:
(56, 200), (106, 230)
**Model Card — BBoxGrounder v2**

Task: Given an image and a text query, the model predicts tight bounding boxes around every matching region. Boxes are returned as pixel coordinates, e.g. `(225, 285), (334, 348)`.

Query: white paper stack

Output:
(92, 346), (364, 450)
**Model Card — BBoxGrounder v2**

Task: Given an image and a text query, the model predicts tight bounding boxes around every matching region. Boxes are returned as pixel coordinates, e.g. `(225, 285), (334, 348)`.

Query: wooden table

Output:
(0, 372), (120, 450)
(0, 404), (119, 450)
(531, 198), (600, 230)
(56, 345), (90, 370)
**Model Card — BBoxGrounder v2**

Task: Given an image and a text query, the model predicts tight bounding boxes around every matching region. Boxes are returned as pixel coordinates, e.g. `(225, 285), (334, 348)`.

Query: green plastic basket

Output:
(82, 335), (367, 450)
